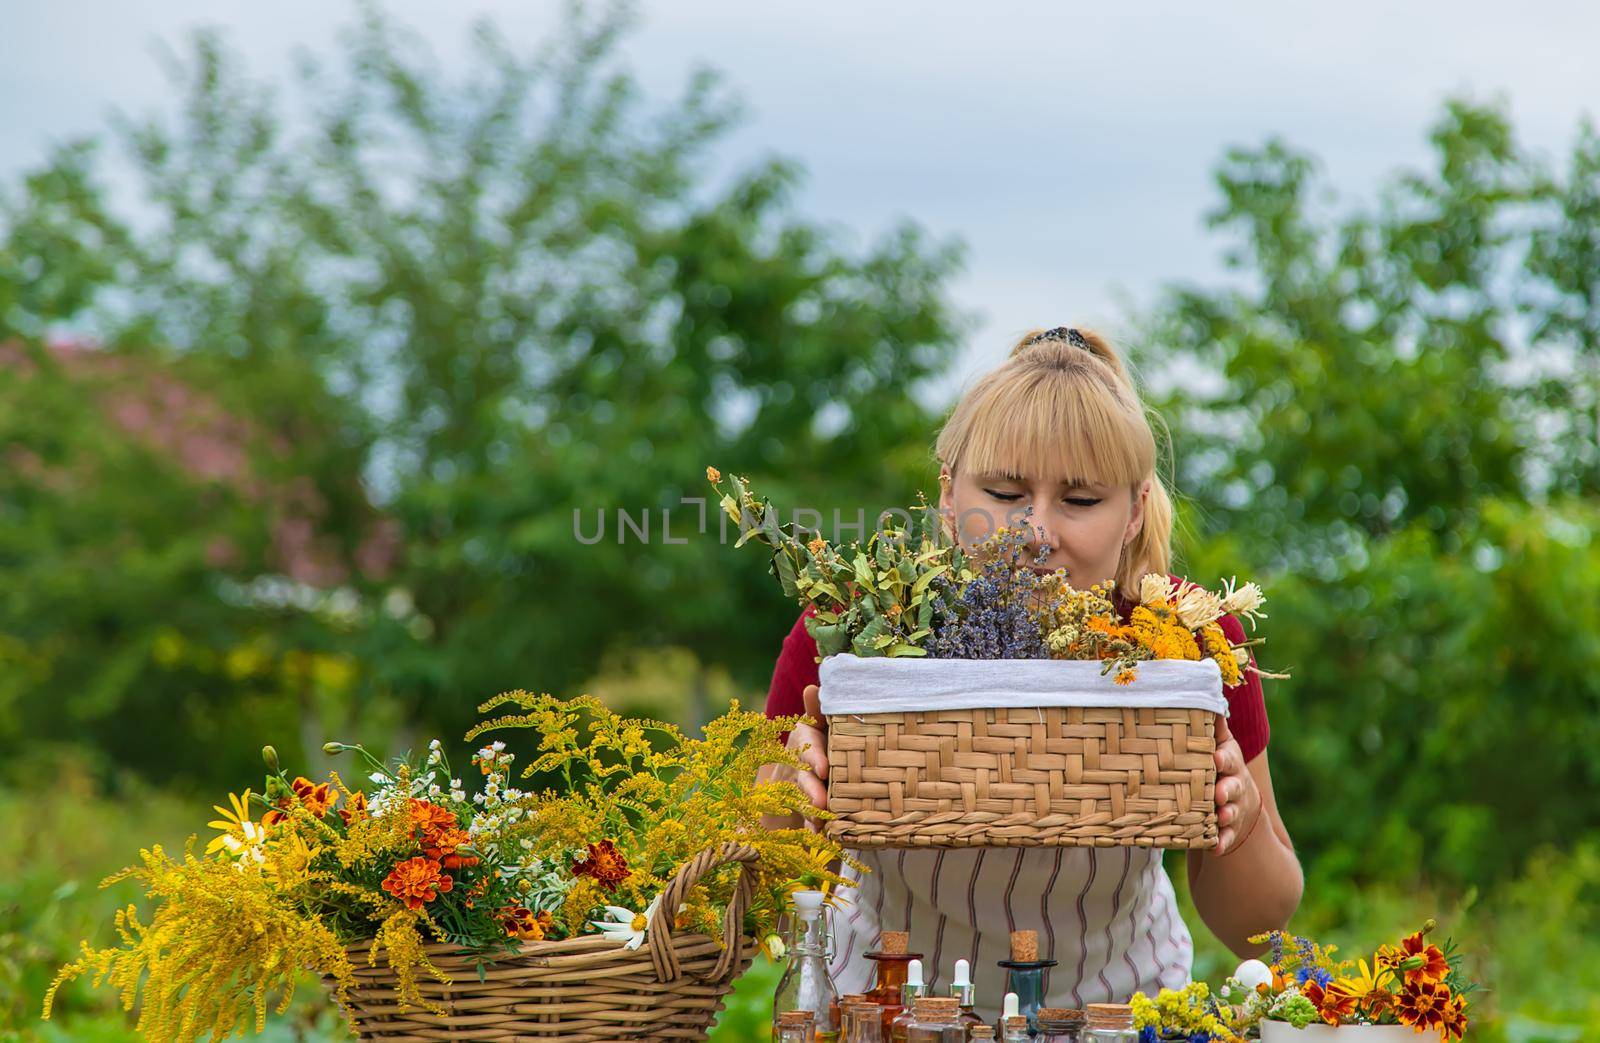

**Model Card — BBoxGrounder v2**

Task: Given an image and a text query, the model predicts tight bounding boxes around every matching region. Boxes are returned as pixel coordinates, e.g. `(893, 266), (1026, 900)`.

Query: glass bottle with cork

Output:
(999, 1013), (1031, 1043)
(773, 889), (841, 1041)
(865, 931), (923, 1037)
(905, 996), (966, 1042)
(777, 1010), (817, 1043)
(948, 959), (984, 1040)
(969, 1026), (996, 1042)
(1082, 1003), (1138, 1042)
(1035, 1006), (1086, 1042)
(995, 930), (1056, 1035)
(847, 1001), (885, 1043)
(838, 995), (868, 1043)
(888, 958), (929, 1043)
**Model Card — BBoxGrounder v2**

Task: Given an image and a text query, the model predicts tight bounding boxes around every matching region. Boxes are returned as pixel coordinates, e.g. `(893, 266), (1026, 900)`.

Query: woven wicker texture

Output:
(336, 842), (760, 1041)
(826, 706), (1219, 849)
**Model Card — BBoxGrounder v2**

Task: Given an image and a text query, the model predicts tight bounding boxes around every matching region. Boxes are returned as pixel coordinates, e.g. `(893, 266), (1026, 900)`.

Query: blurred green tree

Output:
(1139, 97), (1600, 888)
(0, 1), (969, 784)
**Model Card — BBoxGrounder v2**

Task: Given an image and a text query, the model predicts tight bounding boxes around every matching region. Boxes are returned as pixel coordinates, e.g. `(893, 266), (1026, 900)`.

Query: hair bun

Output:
(1032, 326), (1091, 350)
(1009, 325), (1094, 359)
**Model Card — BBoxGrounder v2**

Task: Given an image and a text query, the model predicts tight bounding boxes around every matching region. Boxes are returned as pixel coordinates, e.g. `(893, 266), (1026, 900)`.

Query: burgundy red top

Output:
(764, 573), (1271, 762)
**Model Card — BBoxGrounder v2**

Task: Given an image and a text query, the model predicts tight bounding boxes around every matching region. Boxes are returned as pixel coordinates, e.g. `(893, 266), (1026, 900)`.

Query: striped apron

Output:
(826, 845), (1193, 1021)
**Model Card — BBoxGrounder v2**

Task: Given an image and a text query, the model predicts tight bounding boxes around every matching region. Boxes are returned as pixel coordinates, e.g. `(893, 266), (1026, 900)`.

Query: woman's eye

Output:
(983, 489), (1100, 507)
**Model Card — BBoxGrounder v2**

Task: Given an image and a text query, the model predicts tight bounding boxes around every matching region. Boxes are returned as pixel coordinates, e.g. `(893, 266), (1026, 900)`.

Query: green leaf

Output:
(773, 550), (799, 598)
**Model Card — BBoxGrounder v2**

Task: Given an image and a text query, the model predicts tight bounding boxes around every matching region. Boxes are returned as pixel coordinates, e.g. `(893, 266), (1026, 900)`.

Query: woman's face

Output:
(937, 466), (1149, 592)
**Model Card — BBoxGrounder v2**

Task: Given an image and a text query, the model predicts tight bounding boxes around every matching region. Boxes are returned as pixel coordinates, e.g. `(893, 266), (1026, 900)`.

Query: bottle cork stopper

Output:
(1038, 1007), (1083, 1020)
(1009, 930), (1038, 961)
(913, 996), (960, 1017)
(970, 1027), (996, 1040)
(1085, 1002), (1134, 1029)
(777, 1010), (814, 1026)
(879, 930), (909, 955)
(1003, 1015), (1028, 1030)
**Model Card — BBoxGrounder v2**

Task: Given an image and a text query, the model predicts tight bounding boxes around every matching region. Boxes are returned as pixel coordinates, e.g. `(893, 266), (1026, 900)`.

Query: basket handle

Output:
(646, 840), (760, 985)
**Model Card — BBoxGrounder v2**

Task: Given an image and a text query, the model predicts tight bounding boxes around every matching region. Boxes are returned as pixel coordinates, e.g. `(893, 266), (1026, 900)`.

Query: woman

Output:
(759, 326), (1303, 1018)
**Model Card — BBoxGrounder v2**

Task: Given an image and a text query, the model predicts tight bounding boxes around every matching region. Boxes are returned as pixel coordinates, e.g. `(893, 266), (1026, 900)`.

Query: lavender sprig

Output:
(927, 511), (1059, 659)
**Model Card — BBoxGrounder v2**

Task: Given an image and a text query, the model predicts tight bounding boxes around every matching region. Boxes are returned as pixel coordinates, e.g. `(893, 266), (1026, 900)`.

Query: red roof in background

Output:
(3, 338), (399, 587)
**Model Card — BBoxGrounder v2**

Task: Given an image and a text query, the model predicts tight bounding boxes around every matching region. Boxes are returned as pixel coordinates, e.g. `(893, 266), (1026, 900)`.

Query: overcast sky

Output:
(6, 1), (1600, 393)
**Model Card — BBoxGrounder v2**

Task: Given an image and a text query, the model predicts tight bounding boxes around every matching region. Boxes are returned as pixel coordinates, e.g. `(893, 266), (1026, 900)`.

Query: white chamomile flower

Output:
(590, 892), (687, 950)
(590, 899), (654, 950)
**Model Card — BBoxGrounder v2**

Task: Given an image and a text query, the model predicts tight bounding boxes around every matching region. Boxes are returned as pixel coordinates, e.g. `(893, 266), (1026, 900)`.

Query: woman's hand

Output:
(1213, 714), (1262, 855)
(757, 684), (829, 832)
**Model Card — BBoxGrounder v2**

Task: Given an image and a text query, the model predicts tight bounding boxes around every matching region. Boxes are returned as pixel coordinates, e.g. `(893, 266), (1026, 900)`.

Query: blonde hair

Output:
(933, 326), (1177, 594)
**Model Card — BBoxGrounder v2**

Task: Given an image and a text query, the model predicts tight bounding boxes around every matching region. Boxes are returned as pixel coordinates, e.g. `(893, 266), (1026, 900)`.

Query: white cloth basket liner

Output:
(817, 654), (1228, 717)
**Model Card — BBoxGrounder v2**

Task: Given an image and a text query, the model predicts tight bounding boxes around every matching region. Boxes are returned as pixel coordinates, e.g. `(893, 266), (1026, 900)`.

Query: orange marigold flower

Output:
(1113, 668), (1137, 686)
(1377, 931), (1450, 985)
(1439, 995), (1468, 1041)
(408, 798), (458, 842)
(501, 905), (555, 940)
(263, 776), (337, 825)
(423, 826), (481, 869)
(1395, 980), (1451, 1032)
(572, 839), (630, 891)
(1312, 980), (1357, 1025)
(1086, 615), (1121, 636)
(381, 856), (454, 911)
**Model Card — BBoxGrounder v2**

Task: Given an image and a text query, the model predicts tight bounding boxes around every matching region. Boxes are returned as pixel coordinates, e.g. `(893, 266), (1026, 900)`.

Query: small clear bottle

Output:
(773, 890), (840, 1041)
(777, 1009), (817, 1043)
(1035, 1006), (1086, 1042)
(837, 995), (864, 1042)
(849, 1001), (885, 1043)
(906, 997), (966, 1042)
(888, 958), (929, 1042)
(999, 1014), (1030, 1043)
(1082, 1003), (1138, 1042)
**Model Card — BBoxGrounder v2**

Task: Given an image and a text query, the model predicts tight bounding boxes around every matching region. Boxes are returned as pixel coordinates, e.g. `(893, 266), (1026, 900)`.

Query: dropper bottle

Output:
(888, 957), (927, 1043)
(996, 992), (1028, 1042)
(949, 959), (983, 1039)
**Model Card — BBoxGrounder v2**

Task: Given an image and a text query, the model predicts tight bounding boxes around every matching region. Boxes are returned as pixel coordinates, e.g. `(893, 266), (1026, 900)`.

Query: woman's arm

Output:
(1186, 743), (1304, 959)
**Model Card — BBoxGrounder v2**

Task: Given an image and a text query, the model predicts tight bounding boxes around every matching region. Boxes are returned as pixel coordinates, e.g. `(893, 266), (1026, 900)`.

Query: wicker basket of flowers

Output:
(45, 694), (853, 1043)
(712, 467), (1281, 851)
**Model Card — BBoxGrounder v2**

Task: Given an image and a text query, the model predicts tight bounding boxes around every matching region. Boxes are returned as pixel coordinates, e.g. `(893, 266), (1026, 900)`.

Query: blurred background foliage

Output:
(2, 3), (1596, 1040)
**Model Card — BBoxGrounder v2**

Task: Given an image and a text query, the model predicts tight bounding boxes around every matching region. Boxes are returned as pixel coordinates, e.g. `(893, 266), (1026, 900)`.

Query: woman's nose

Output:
(1019, 502), (1057, 560)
